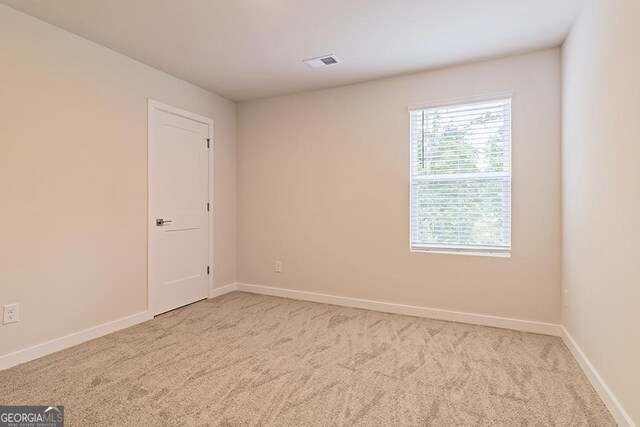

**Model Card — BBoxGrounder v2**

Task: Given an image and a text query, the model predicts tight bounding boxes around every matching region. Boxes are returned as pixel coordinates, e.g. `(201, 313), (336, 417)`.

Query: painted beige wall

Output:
(237, 49), (562, 323)
(0, 5), (236, 356)
(562, 0), (640, 423)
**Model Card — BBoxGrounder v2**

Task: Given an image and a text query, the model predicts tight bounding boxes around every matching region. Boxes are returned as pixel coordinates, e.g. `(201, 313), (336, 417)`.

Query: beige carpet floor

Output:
(0, 292), (615, 426)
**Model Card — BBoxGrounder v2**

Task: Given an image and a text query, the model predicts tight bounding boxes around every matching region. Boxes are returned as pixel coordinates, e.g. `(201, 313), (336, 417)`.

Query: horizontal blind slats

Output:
(410, 98), (512, 252)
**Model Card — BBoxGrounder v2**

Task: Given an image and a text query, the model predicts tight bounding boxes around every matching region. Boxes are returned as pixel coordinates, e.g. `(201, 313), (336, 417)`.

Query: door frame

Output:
(147, 99), (214, 315)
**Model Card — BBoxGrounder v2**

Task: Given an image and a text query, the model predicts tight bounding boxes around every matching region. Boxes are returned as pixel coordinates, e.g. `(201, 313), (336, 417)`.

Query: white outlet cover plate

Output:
(3, 303), (19, 324)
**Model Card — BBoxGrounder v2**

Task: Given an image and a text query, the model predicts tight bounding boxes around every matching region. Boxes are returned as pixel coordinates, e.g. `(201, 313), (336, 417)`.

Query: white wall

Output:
(0, 5), (236, 357)
(237, 49), (562, 324)
(562, 0), (640, 424)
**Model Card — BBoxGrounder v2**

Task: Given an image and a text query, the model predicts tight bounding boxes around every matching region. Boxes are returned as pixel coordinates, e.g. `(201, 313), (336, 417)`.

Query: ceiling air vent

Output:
(303, 54), (341, 68)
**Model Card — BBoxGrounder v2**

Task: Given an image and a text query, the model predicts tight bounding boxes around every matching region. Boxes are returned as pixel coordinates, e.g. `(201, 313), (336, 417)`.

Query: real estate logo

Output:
(0, 406), (64, 427)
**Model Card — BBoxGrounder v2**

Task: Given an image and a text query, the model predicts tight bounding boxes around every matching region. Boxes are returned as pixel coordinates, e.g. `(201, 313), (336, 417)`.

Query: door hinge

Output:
(206, 138), (210, 148)
(207, 202), (210, 212)
(207, 266), (210, 275)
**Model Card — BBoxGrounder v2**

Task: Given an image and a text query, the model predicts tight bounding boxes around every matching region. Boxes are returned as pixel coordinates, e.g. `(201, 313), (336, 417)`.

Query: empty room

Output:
(0, 0), (638, 425)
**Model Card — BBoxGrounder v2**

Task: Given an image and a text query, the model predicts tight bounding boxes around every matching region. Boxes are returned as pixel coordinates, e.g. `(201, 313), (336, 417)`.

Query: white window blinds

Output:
(409, 97), (512, 255)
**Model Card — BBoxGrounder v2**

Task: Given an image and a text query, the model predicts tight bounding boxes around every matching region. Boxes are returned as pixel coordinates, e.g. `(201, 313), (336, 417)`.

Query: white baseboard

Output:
(234, 282), (562, 336)
(1, 283), (239, 372)
(234, 283), (637, 423)
(2, 283), (630, 425)
(0, 311), (152, 371)
(209, 283), (238, 299)
(561, 327), (635, 427)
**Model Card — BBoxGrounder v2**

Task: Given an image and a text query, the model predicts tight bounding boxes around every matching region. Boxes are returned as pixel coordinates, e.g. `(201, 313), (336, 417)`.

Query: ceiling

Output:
(1, 0), (584, 101)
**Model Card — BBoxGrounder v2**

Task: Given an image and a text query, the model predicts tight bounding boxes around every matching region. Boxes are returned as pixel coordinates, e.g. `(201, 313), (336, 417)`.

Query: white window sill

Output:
(410, 247), (511, 258)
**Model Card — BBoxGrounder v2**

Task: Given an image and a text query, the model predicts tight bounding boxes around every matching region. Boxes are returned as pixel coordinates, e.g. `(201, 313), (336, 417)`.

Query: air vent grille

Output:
(321, 57), (338, 65)
(303, 54), (341, 68)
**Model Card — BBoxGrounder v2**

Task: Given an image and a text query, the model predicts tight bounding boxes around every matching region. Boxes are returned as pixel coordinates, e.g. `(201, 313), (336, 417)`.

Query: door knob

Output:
(156, 218), (172, 226)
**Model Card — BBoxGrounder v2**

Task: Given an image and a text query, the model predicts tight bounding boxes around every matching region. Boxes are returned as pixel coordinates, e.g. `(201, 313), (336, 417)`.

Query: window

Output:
(409, 96), (512, 256)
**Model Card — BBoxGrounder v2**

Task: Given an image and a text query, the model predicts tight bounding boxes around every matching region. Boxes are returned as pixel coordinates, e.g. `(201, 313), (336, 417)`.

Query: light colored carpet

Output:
(0, 292), (614, 426)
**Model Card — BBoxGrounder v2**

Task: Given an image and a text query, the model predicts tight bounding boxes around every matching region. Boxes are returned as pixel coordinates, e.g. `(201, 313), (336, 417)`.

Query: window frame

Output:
(408, 92), (513, 257)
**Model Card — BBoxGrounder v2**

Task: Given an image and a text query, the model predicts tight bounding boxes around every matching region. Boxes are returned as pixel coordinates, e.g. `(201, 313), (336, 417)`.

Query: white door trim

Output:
(147, 99), (214, 315)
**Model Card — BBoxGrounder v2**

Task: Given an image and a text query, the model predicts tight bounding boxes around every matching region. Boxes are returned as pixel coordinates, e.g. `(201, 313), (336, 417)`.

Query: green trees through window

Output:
(410, 98), (511, 253)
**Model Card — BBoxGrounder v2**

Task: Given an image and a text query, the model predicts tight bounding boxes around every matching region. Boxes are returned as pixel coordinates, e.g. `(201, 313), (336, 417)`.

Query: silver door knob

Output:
(156, 218), (172, 226)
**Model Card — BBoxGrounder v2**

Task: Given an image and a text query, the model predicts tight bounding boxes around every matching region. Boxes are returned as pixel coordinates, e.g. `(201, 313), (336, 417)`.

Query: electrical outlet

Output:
(275, 261), (282, 273)
(3, 303), (19, 325)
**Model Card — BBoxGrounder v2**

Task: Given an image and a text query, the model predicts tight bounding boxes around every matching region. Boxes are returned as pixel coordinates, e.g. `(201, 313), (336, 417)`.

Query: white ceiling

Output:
(2, 0), (584, 101)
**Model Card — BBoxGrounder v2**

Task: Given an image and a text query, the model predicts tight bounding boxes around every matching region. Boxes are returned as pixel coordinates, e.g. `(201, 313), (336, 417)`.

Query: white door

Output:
(148, 101), (212, 316)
